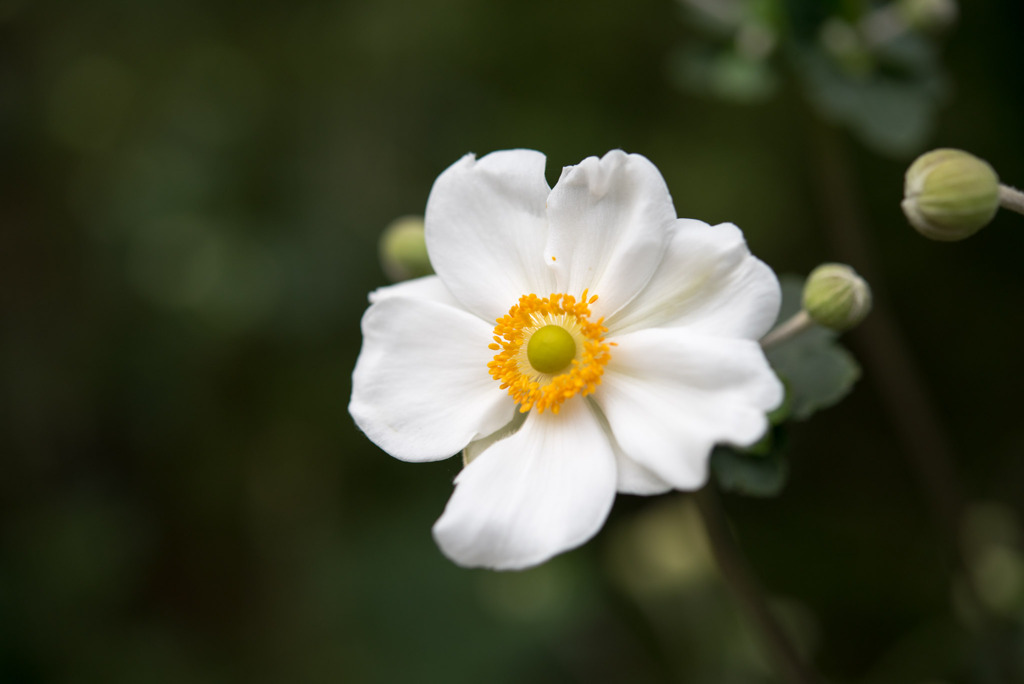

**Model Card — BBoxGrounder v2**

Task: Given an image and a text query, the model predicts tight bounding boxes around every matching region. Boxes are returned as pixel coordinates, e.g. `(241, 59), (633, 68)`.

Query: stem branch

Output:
(760, 310), (813, 349)
(998, 184), (1024, 215)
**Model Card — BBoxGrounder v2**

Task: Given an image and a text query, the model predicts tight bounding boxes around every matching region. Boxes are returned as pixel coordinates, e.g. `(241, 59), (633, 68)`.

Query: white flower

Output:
(350, 150), (783, 570)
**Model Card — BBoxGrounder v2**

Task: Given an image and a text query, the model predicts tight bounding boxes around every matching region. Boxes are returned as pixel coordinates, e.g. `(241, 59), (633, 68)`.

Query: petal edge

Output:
(433, 399), (617, 570)
(350, 296), (514, 462)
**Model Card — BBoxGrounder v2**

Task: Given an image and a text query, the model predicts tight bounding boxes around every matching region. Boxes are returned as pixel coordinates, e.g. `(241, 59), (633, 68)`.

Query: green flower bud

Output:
(802, 263), (872, 332)
(902, 148), (1000, 241)
(898, 0), (958, 32)
(819, 18), (872, 77)
(379, 216), (433, 282)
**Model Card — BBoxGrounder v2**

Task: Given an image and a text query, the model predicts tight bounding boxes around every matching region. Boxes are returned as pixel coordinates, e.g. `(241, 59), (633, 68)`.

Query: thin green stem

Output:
(760, 310), (813, 349)
(596, 567), (685, 683)
(998, 184), (1024, 215)
(808, 119), (964, 546)
(694, 487), (820, 684)
(808, 119), (1016, 682)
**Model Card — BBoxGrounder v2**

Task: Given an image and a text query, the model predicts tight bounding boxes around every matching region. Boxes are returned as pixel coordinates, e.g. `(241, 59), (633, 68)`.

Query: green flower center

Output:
(526, 324), (577, 374)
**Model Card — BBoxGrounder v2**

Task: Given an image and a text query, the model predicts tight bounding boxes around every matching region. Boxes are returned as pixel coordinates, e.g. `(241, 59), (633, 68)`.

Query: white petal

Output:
(424, 150), (555, 323)
(586, 398), (672, 495)
(606, 221), (781, 340)
(593, 328), (782, 490)
(432, 399), (617, 570)
(614, 448), (674, 496)
(545, 151), (677, 319)
(461, 412), (526, 466)
(349, 296), (514, 462)
(367, 274), (461, 308)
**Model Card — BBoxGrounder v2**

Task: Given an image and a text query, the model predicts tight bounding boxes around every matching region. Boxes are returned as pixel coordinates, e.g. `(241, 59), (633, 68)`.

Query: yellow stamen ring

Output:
(487, 291), (611, 414)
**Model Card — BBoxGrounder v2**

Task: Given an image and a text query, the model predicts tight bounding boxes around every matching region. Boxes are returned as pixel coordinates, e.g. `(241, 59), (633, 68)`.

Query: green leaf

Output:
(765, 275), (861, 421)
(668, 46), (779, 104)
(711, 441), (789, 497)
(792, 35), (948, 157)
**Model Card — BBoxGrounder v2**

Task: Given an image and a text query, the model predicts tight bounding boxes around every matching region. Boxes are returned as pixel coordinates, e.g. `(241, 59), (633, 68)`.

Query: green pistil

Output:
(526, 325), (576, 374)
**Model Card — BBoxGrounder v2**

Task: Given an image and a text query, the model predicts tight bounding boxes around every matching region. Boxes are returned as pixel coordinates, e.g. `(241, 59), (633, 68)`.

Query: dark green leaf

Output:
(711, 442), (789, 497)
(766, 276), (861, 420)
(668, 46), (779, 104)
(792, 36), (948, 157)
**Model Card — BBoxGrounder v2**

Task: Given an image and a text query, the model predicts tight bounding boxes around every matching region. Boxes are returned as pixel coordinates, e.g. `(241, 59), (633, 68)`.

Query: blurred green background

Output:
(3, 0), (1024, 682)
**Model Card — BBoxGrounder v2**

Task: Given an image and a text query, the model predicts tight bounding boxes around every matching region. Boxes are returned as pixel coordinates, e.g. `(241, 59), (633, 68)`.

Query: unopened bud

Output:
(899, 0), (958, 31)
(819, 18), (872, 76)
(803, 263), (872, 332)
(902, 148), (1000, 241)
(379, 216), (432, 282)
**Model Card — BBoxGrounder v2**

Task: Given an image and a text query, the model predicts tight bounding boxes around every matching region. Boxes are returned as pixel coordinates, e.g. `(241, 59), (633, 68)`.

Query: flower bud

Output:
(899, 0), (958, 32)
(379, 216), (433, 282)
(902, 148), (1000, 241)
(819, 18), (872, 77)
(802, 263), (872, 332)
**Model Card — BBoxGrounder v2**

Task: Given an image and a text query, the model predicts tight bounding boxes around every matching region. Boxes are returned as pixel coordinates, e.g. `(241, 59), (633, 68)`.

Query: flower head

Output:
(902, 148), (1000, 241)
(350, 150), (783, 570)
(379, 215), (432, 282)
(803, 263), (872, 332)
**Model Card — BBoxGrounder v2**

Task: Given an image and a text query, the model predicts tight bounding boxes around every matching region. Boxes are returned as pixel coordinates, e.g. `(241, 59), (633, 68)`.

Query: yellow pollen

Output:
(487, 291), (611, 414)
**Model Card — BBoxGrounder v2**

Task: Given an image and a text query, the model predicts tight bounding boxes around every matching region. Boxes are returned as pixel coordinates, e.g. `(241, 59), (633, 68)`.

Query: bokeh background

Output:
(3, 0), (1023, 682)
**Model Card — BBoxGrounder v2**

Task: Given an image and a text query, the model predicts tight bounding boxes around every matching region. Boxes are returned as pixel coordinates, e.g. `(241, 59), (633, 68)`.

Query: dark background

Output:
(2, 0), (1023, 682)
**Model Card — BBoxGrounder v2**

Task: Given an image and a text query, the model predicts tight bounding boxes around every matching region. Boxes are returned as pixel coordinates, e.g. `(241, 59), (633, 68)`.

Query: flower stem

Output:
(998, 184), (1024, 215)
(809, 116), (1020, 684)
(694, 487), (821, 684)
(760, 310), (813, 349)
(808, 118), (965, 539)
